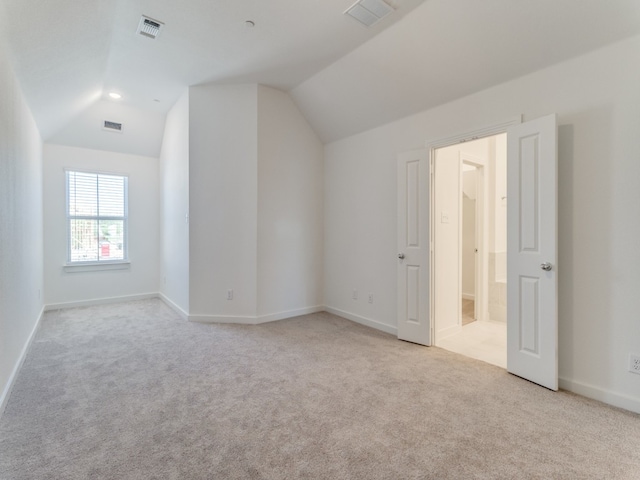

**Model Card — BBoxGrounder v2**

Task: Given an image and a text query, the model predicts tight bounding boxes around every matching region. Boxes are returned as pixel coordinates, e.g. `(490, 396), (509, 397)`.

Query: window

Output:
(66, 170), (128, 263)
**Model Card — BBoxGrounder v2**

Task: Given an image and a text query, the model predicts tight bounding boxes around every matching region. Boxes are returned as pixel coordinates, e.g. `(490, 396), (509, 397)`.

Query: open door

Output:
(507, 114), (558, 390)
(397, 150), (430, 346)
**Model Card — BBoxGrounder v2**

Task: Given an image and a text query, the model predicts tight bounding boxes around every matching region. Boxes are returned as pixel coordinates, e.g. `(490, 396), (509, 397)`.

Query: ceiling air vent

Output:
(344, 0), (394, 27)
(137, 15), (164, 39)
(103, 120), (123, 133)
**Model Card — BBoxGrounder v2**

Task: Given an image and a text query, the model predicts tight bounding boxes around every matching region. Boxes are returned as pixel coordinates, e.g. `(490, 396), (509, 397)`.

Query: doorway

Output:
(397, 114), (558, 389)
(432, 134), (507, 368)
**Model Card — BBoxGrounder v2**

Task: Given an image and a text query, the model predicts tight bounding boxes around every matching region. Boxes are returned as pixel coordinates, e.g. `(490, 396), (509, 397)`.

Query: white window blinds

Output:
(66, 170), (128, 263)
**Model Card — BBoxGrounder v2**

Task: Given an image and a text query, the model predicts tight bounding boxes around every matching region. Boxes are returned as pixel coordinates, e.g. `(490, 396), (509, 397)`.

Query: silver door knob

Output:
(398, 253), (405, 259)
(540, 262), (552, 271)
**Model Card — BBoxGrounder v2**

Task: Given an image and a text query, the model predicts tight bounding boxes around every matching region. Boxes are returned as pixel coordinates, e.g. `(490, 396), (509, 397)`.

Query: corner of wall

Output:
(159, 89), (191, 314)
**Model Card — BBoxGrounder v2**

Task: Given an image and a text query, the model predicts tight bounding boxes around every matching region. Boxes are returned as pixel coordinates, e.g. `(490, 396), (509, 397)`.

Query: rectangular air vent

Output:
(137, 15), (164, 39)
(103, 120), (123, 133)
(344, 0), (394, 27)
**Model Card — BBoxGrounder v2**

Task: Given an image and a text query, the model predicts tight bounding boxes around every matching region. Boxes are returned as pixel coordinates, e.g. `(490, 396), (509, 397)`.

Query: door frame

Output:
(460, 157), (485, 323)
(427, 117), (521, 345)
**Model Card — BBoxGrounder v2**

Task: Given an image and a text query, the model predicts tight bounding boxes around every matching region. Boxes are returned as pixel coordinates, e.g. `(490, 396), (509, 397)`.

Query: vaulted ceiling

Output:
(293, 0), (640, 143)
(2, 0), (639, 156)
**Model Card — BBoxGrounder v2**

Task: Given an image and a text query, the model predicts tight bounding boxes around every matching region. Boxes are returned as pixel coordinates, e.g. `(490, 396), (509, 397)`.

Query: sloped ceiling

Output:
(293, 0), (640, 143)
(1, 0), (640, 155)
(0, 0), (424, 156)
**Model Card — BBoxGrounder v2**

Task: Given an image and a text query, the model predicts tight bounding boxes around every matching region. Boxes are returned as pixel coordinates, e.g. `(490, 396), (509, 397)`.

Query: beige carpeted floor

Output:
(1, 299), (640, 479)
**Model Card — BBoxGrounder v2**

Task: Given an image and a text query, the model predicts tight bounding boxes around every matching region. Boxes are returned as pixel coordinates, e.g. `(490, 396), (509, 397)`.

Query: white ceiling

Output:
(1, 0), (639, 154)
(0, 0), (423, 148)
(293, 0), (640, 142)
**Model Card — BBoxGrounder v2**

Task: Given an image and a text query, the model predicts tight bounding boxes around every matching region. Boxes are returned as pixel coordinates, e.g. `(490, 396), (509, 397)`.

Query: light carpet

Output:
(1, 299), (639, 479)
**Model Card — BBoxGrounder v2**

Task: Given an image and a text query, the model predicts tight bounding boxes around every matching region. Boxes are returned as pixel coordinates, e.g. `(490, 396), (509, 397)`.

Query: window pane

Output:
(70, 219), (98, 262)
(98, 220), (124, 260)
(98, 175), (125, 217)
(68, 172), (98, 217)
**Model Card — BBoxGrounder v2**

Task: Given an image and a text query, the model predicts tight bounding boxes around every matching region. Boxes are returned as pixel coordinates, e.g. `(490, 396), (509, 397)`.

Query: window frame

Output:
(65, 168), (129, 267)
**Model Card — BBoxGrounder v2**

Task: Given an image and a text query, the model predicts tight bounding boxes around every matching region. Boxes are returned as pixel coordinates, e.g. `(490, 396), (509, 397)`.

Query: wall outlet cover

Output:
(630, 354), (640, 375)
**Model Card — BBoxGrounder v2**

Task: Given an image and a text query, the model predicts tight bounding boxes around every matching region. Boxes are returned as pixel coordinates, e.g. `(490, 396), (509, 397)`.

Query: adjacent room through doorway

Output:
(432, 133), (507, 368)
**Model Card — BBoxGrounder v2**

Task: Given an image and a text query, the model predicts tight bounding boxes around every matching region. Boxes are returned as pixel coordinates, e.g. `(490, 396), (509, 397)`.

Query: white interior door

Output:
(397, 150), (430, 346)
(507, 114), (558, 390)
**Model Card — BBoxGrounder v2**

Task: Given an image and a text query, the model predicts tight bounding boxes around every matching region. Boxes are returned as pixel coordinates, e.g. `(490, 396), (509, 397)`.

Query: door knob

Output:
(540, 262), (552, 271)
(398, 253), (405, 259)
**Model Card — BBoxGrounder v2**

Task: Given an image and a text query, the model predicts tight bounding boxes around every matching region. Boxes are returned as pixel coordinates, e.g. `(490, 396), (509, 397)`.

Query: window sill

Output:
(64, 262), (131, 273)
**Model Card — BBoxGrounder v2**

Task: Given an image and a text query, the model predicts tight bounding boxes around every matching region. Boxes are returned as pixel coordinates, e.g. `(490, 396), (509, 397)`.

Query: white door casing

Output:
(506, 114), (558, 390)
(397, 150), (430, 346)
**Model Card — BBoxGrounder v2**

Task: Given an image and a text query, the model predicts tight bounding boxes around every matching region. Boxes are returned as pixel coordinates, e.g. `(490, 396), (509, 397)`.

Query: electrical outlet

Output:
(226, 289), (233, 301)
(352, 290), (358, 300)
(629, 354), (640, 375)
(368, 293), (374, 304)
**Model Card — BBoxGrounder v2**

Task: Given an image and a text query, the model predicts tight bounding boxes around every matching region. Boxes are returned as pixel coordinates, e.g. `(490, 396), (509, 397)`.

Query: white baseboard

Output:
(158, 293), (189, 321)
(257, 305), (324, 323)
(559, 377), (640, 414)
(188, 305), (325, 325)
(324, 306), (397, 336)
(189, 314), (257, 324)
(0, 305), (45, 418)
(44, 292), (158, 311)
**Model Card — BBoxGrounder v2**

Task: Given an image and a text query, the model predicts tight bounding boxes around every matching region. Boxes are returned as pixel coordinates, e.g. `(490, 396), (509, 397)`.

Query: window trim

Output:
(65, 168), (129, 266)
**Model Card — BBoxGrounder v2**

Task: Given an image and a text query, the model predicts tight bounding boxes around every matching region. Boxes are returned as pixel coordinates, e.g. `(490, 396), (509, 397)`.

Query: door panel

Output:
(397, 150), (430, 346)
(507, 114), (558, 390)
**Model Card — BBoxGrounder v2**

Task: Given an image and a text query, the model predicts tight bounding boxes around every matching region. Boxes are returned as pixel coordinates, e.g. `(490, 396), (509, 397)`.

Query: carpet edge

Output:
(0, 305), (44, 418)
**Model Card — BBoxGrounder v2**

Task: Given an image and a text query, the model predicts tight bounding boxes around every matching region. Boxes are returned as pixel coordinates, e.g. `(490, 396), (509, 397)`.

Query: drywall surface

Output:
(0, 48), (43, 407)
(257, 86), (324, 317)
(43, 144), (159, 306)
(433, 145), (461, 339)
(188, 84), (258, 317)
(159, 90), (190, 313)
(493, 134), (507, 257)
(324, 35), (640, 411)
(292, 0), (640, 143)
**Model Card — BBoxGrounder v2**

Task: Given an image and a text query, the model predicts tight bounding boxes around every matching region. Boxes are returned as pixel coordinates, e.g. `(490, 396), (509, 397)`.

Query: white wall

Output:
(186, 84), (323, 321)
(324, 35), (640, 412)
(0, 47), (43, 409)
(324, 136), (396, 326)
(492, 134), (507, 256)
(257, 86), (324, 317)
(434, 145), (461, 338)
(43, 144), (159, 306)
(159, 90), (190, 314)
(188, 84), (258, 317)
